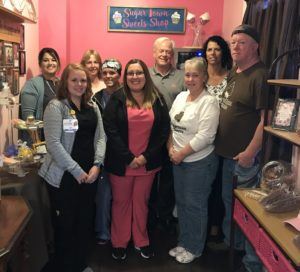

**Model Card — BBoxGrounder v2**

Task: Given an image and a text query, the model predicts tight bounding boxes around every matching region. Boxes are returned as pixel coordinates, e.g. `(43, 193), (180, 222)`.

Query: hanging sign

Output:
(108, 6), (186, 33)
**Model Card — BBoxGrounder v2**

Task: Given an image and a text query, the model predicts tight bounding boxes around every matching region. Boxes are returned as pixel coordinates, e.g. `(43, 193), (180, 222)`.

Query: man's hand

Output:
(233, 150), (254, 168)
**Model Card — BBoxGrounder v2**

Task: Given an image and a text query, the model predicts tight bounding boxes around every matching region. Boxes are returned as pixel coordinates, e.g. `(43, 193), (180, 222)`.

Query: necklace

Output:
(45, 80), (56, 96)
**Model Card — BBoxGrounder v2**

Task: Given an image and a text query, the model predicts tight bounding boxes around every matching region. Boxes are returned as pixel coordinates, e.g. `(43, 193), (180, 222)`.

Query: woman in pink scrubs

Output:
(103, 59), (170, 261)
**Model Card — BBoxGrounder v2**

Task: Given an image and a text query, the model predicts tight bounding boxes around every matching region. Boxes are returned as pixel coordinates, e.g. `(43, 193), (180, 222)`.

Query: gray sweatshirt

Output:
(39, 98), (106, 188)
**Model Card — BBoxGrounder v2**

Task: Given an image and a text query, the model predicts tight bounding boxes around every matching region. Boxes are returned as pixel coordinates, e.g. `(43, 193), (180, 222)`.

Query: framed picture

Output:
(19, 50), (26, 75)
(19, 24), (25, 50)
(272, 98), (300, 131)
(11, 69), (19, 96)
(3, 42), (13, 66)
(295, 105), (300, 135)
(13, 43), (19, 67)
(0, 68), (6, 89)
(0, 41), (3, 67)
(6, 67), (12, 88)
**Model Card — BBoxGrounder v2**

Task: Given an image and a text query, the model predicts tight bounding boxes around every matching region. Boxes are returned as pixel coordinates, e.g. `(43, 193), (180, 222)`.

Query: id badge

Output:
(63, 118), (78, 133)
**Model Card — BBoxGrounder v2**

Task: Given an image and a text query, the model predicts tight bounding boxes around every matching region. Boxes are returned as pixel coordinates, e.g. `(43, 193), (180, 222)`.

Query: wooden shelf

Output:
(0, 6), (36, 23)
(264, 126), (300, 146)
(0, 196), (32, 269)
(267, 79), (300, 88)
(234, 189), (300, 267)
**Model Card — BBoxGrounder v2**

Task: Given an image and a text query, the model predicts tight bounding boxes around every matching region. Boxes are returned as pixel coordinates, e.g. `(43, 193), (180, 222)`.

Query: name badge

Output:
(63, 119), (78, 133)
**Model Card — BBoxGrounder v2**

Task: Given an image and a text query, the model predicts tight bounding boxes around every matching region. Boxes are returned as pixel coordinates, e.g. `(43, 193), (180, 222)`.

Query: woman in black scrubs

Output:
(39, 63), (106, 272)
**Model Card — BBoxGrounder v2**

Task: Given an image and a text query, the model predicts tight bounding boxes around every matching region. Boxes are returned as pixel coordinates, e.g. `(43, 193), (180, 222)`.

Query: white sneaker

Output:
(175, 250), (199, 264)
(169, 246), (185, 257)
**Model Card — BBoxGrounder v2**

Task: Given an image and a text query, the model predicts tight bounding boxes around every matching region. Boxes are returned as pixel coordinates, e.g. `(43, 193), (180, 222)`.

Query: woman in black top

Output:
(103, 59), (170, 260)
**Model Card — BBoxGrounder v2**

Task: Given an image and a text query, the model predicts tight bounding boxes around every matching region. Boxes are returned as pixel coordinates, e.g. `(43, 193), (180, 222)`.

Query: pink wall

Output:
(222, 0), (246, 41)
(39, 0), (224, 70)
(39, 0), (67, 72)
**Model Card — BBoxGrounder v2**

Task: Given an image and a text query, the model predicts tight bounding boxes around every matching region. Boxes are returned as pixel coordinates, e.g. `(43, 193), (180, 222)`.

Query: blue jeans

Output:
(95, 169), (112, 240)
(173, 152), (218, 256)
(221, 157), (262, 272)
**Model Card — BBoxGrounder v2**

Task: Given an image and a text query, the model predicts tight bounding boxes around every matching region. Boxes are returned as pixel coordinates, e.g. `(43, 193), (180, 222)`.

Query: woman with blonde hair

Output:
(103, 59), (170, 260)
(168, 57), (219, 263)
(81, 49), (106, 94)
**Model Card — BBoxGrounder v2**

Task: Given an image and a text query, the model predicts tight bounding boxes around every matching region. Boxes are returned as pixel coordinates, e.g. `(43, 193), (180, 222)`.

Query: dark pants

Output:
(208, 157), (224, 233)
(45, 173), (97, 272)
(148, 156), (175, 225)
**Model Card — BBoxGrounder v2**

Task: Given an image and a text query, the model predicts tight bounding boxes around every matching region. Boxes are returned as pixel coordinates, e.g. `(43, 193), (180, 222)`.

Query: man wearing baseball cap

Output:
(214, 24), (268, 271)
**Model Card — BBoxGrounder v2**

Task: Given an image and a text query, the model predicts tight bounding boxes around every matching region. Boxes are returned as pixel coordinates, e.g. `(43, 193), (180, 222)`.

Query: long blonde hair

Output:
(80, 49), (103, 79)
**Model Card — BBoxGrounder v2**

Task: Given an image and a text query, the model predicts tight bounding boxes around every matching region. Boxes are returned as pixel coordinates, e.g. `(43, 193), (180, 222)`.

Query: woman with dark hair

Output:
(203, 35), (232, 244)
(203, 35), (232, 102)
(93, 58), (122, 245)
(21, 47), (61, 122)
(81, 49), (106, 95)
(39, 63), (106, 272)
(103, 59), (170, 260)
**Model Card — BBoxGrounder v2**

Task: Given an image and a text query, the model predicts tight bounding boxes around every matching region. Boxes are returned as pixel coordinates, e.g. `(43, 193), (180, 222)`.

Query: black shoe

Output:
(112, 247), (126, 260)
(135, 245), (154, 259)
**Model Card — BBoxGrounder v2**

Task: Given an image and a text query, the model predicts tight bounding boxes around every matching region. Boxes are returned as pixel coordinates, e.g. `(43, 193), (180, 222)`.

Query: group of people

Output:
(20, 23), (268, 272)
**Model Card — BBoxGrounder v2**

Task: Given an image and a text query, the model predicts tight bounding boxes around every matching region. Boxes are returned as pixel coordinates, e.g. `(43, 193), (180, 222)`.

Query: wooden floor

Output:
(87, 228), (241, 272)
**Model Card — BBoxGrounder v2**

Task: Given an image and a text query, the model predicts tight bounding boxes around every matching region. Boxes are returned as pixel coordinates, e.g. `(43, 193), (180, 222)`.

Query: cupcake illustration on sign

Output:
(171, 11), (181, 24)
(113, 11), (122, 24)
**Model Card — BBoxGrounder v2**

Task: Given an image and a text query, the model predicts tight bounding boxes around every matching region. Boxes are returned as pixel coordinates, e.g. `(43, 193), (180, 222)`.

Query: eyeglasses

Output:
(126, 71), (144, 77)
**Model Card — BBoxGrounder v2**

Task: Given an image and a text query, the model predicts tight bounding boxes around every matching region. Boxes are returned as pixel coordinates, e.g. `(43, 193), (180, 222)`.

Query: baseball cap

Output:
(231, 24), (260, 44)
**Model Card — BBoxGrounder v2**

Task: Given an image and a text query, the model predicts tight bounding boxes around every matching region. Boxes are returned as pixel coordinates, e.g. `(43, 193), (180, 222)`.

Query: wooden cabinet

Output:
(0, 196), (32, 272)
(0, 2), (37, 24)
(233, 189), (300, 271)
(0, 1), (36, 43)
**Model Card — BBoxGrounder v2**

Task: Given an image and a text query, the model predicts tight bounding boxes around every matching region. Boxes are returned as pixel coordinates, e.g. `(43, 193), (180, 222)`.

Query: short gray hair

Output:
(185, 57), (208, 79)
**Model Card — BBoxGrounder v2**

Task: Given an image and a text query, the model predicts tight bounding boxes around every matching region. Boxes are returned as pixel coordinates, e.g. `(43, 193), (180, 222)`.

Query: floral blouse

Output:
(206, 76), (227, 103)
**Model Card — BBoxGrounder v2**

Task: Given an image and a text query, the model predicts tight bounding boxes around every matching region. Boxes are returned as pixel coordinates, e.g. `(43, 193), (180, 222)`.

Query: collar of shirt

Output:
(152, 66), (176, 78)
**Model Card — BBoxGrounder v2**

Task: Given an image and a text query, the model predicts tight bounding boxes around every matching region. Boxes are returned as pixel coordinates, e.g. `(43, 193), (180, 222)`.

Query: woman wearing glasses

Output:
(103, 59), (170, 260)
(168, 57), (219, 263)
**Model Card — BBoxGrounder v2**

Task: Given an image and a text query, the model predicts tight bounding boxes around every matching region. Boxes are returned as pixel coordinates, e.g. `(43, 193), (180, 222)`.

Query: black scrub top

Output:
(69, 101), (97, 172)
